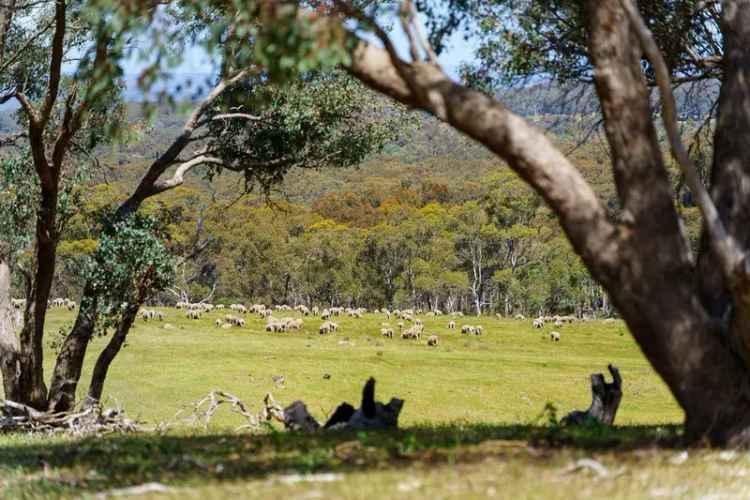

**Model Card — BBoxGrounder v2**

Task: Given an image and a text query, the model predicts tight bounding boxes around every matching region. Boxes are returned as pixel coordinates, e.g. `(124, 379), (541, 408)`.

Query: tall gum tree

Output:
(0, 1), (404, 412)
(322, 0), (750, 445)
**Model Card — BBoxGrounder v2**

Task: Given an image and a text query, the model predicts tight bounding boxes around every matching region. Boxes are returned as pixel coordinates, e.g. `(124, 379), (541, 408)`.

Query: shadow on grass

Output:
(0, 423), (682, 497)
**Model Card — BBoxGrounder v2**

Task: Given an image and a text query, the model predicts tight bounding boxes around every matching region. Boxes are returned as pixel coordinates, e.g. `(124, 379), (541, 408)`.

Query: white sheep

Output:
(533, 318), (544, 329)
(427, 335), (439, 346)
(447, 320), (456, 330)
(215, 319), (223, 328)
(381, 327), (394, 338)
(474, 325), (483, 336)
(550, 331), (561, 342)
(461, 325), (475, 335)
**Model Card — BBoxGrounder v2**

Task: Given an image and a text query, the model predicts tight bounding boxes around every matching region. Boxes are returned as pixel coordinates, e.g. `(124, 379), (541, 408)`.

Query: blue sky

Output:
(2, 17), (477, 110)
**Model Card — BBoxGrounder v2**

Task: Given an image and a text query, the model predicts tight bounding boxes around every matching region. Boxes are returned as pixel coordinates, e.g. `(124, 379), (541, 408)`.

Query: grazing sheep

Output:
(550, 331), (561, 342)
(186, 310), (201, 320)
(321, 309), (331, 320)
(514, 314), (526, 320)
(474, 325), (483, 336)
(221, 323), (232, 330)
(215, 319), (223, 328)
(427, 335), (439, 347)
(319, 321), (337, 335)
(447, 320), (456, 330)
(295, 305), (310, 316)
(461, 325), (475, 335)
(312, 306), (320, 316)
(215, 304), (225, 310)
(401, 324), (423, 340)
(554, 319), (563, 327)
(533, 318), (544, 329)
(380, 327), (394, 338)
(288, 318), (304, 330)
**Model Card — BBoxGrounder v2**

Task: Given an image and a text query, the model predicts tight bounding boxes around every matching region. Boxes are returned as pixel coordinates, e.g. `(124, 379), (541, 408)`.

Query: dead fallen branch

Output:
(0, 399), (141, 435)
(171, 378), (404, 433)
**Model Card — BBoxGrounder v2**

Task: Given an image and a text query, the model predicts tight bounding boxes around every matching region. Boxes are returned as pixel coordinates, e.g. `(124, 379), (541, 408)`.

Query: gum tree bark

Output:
(0, 260), (22, 402)
(338, 0), (750, 444)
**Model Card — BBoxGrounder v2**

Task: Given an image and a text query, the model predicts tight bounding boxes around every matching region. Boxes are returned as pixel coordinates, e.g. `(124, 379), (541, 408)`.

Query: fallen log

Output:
(561, 364), (622, 426)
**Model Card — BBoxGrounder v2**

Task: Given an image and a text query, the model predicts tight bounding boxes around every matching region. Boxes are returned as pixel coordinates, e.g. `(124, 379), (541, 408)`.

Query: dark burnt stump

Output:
(281, 377), (404, 432)
(561, 364), (622, 426)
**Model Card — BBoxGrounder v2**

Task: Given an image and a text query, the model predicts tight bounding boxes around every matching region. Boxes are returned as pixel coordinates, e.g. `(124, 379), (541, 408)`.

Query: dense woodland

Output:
(8, 104), (702, 318)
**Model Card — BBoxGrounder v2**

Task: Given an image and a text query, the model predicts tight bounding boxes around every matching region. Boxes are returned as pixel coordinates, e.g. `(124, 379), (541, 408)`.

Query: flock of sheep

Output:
(528, 314), (588, 342)
(32, 298), (618, 345)
(10, 297), (76, 311)
(152, 303), (503, 348)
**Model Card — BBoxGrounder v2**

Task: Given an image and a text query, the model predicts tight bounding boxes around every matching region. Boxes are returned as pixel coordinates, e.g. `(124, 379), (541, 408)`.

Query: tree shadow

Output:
(0, 422), (682, 497)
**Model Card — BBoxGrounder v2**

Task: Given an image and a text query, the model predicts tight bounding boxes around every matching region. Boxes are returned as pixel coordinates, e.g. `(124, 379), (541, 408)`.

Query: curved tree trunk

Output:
(340, 0), (750, 444)
(15, 185), (58, 410)
(85, 303), (139, 405)
(46, 285), (97, 412)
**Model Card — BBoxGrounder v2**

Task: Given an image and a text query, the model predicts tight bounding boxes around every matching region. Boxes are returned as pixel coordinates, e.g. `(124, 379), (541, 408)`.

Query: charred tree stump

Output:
(281, 377), (404, 432)
(561, 364), (622, 426)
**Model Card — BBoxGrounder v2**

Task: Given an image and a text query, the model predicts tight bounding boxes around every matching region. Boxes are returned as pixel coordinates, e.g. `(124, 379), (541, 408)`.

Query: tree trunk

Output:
(584, 0), (750, 445)
(16, 187), (58, 410)
(0, 259), (23, 402)
(86, 303), (139, 405)
(342, 0), (750, 444)
(696, 1), (750, 363)
(47, 285), (97, 412)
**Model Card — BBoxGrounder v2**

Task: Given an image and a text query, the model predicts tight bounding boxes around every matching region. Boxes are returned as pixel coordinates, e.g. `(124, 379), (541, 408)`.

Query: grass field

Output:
(4, 309), (749, 499)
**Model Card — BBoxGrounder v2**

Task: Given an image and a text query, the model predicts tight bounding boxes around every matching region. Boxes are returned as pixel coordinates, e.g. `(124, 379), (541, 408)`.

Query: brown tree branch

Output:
(620, 0), (746, 279)
(119, 68), (250, 215)
(344, 37), (620, 278)
(39, 0), (66, 126)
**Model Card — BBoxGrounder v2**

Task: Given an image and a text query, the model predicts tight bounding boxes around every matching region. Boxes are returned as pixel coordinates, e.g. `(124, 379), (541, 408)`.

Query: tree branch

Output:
(344, 36), (621, 279)
(119, 68), (251, 215)
(147, 155), (225, 196)
(621, 0), (746, 279)
(40, 0), (66, 126)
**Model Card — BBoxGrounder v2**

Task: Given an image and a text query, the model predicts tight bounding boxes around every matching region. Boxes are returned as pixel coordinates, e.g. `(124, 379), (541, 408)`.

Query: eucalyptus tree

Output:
(0, 0), (403, 412)
(308, 0), (750, 445)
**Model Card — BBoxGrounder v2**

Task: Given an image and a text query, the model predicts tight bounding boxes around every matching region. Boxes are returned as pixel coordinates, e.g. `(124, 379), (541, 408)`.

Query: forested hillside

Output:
(22, 102), (700, 318)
